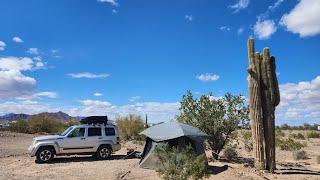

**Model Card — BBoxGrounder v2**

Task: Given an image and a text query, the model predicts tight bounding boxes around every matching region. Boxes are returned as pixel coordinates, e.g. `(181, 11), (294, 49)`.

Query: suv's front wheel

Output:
(96, 145), (111, 160)
(36, 147), (54, 163)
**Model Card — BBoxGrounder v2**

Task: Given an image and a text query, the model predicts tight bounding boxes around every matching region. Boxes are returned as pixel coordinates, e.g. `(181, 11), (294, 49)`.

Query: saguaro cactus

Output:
(247, 39), (280, 173)
(247, 39), (265, 170)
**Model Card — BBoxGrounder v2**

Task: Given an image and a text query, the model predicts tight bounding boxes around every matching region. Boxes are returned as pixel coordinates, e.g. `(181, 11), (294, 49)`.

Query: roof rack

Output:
(80, 116), (108, 125)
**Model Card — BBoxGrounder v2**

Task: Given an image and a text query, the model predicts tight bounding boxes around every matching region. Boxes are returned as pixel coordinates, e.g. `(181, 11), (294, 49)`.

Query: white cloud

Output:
(16, 91), (58, 100)
(0, 101), (58, 115)
(68, 100), (179, 122)
(130, 96), (141, 102)
(97, 0), (118, 6)
(185, 15), (194, 22)
(237, 27), (245, 35)
(35, 91), (58, 99)
(219, 26), (231, 31)
(27, 48), (39, 55)
(254, 19), (277, 40)
(197, 73), (220, 82)
(79, 99), (111, 106)
(12, 36), (23, 43)
(268, 0), (285, 11)
(33, 56), (45, 69)
(0, 57), (34, 71)
(0, 41), (6, 51)
(0, 70), (36, 98)
(280, 0), (320, 37)
(276, 76), (320, 124)
(68, 72), (109, 79)
(0, 56), (48, 99)
(93, 92), (103, 97)
(112, 9), (118, 14)
(229, 0), (250, 13)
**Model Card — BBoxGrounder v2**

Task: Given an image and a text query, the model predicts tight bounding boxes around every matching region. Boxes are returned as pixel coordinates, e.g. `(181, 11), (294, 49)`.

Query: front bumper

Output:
(28, 145), (37, 157)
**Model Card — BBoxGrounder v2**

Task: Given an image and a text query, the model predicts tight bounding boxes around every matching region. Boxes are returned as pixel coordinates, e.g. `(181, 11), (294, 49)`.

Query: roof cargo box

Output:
(80, 116), (108, 124)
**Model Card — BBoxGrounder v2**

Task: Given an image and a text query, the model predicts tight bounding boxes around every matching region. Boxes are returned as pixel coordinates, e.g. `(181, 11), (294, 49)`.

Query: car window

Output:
(105, 127), (115, 136)
(69, 128), (85, 137)
(88, 127), (102, 136)
(61, 127), (73, 136)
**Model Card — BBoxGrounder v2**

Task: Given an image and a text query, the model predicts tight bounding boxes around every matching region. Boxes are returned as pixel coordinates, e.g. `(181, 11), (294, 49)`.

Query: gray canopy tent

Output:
(139, 121), (208, 170)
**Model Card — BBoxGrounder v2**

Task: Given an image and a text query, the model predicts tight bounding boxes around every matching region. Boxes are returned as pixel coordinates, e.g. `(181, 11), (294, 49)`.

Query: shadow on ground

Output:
(36, 155), (138, 164)
(219, 156), (254, 167)
(276, 168), (320, 176)
(207, 165), (229, 175)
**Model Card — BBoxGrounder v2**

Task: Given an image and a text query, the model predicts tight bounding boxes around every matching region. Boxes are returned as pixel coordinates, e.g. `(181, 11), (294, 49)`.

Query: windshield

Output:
(60, 127), (73, 136)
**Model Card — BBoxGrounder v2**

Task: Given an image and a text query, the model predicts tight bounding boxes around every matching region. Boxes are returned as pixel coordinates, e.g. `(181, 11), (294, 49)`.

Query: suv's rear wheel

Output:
(96, 145), (111, 160)
(36, 147), (54, 163)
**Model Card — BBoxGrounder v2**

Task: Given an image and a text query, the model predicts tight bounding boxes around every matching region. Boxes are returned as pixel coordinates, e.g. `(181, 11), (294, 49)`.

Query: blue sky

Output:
(0, 0), (319, 125)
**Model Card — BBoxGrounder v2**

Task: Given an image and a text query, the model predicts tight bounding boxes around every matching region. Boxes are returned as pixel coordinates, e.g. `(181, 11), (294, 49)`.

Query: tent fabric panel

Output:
(139, 121), (208, 142)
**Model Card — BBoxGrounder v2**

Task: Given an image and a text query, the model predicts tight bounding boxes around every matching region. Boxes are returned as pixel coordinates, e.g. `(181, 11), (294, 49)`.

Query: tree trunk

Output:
(247, 39), (265, 170)
(247, 39), (280, 173)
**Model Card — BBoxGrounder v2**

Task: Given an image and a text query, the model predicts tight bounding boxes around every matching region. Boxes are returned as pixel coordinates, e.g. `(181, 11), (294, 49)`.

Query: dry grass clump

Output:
(306, 131), (320, 138)
(289, 133), (305, 140)
(293, 150), (308, 160)
(317, 155), (320, 164)
(223, 145), (238, 160)
(276, 138), (305, 151)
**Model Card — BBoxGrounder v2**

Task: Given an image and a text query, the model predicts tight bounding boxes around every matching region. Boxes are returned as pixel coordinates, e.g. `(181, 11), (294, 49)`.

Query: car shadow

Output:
(36, 154), (139, 164)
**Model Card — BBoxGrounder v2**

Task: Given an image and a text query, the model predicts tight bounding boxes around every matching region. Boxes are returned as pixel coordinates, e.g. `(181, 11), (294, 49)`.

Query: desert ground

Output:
(0, 131), (319, 180)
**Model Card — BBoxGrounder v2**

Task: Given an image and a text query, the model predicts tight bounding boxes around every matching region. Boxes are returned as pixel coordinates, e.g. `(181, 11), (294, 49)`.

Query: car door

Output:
(86, 127), (103, 152)
(58, 127), (92, 153)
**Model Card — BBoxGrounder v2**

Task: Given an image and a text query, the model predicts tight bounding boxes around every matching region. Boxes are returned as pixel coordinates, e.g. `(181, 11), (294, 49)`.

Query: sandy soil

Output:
(0, 131), (319, 180)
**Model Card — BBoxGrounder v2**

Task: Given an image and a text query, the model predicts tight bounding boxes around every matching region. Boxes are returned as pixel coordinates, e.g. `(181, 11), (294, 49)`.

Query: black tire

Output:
(36, 147), (54, 163)
(96, 145), (112, 160)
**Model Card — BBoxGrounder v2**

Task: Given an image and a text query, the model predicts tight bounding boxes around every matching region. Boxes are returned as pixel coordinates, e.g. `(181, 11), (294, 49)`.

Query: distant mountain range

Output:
(0, 111), (84, 123)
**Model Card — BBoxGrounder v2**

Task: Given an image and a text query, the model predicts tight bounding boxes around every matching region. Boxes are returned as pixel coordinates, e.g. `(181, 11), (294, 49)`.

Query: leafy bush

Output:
(8, 115), (78, 134)
(223, 145), (238, 160)
(276, 138), (305, 151)
(154, 143), (208, 180)
(276, 129), (285, 137)
(28, 115), (66, 134)
(177, 91), (249, 159)
(116, 114), (145, 141)
(293, 150), (308, 160)
(307, 131), (320, 138)
(289, 133), (305, 140)
(317, 155), (320, 164)
(277, 123), (319, 131)
(241, 130), (252, 140)
(244, 141), (253, 152)
(9, 120), (30, 133)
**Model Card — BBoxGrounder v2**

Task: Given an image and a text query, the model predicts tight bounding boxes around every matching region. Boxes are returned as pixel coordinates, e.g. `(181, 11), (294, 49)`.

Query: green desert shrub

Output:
(177, 91), (249, 159)
(154, 144), (208, 180)
(116, 114), (145, 141)
(9, 115), (68, 134)
(293, 150), (308, 160)
(289, 133), (305, 140)
(276, 138), (305, 151)
(28, 115), (66, 134)
(223, 145), (238, 160)
(317, 155), (320, 164)
(9, 120), (30, 133)
(306, 131), (320, 138)
(241, 130), (252, 140)
(276, 129), (285, 137)
(244, 141), (253, 152)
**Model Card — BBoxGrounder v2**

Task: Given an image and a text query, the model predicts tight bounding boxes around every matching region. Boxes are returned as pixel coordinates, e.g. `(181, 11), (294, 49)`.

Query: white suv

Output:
(28, 124), (121, 163)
